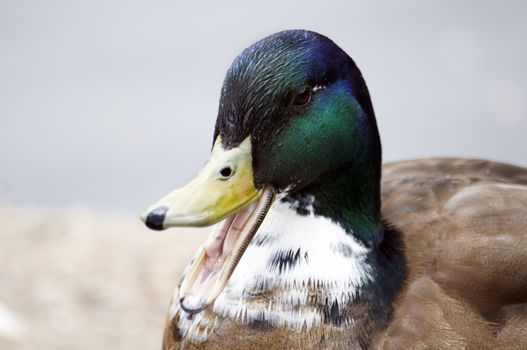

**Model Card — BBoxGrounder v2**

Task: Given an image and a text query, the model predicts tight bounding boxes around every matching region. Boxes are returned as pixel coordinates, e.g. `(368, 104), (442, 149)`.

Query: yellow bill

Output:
(141, 136), (274, 313)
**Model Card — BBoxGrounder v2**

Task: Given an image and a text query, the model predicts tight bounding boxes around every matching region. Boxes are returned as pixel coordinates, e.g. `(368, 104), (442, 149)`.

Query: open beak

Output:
(141, 136), (274, 314)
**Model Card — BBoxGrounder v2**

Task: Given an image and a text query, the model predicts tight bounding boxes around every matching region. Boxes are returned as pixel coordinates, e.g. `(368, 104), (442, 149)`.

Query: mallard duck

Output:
(141, 30), (527, 349)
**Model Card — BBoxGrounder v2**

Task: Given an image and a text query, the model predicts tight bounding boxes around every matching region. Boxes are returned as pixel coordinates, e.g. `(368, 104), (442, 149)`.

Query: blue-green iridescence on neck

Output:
(273, 81), (382, 247)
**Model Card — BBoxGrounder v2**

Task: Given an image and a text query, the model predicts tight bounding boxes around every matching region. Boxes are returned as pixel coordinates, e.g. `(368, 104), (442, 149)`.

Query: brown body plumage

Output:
(163, 158), (527, 350)
(378, 158), (527, 349)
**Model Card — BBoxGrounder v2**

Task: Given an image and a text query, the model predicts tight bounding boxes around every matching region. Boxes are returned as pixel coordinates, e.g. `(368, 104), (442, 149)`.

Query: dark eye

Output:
(292, 86), (312, 106)
(220, 166), (233, 178)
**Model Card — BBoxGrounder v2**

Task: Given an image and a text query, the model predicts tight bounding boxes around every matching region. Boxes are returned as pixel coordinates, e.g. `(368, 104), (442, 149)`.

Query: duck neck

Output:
(280, 137), (407, 339)
(286, 142), (382, 248)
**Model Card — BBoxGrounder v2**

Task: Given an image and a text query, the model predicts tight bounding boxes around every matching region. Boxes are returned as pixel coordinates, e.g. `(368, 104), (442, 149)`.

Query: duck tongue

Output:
(179, 188), (274, 314)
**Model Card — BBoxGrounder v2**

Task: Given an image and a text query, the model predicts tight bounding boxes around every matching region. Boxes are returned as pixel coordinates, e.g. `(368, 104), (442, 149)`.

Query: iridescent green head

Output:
(144, 30), (382, 249)
(214, 30), (382, 245)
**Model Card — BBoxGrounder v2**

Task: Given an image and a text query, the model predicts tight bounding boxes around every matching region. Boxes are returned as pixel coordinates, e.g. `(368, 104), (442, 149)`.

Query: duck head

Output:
(141, 30), (382, 314)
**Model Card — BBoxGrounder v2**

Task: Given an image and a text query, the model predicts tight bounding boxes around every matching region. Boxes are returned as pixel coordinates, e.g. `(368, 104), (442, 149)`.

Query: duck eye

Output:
(220, 166), (233, 178)
(292, 86), (312, 106)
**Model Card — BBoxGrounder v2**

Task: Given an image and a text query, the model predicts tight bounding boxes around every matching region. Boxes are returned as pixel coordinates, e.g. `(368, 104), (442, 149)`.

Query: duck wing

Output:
(379, 158), (527, 349)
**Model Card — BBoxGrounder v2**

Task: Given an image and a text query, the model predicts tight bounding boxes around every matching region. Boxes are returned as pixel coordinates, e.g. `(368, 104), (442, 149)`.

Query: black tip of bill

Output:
(144, 206), (169, 231)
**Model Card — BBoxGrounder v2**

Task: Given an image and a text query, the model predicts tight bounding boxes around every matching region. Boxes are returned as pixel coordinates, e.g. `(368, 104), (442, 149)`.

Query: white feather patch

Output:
(171, 199), (373, 341)
(214, 200), (372, 325)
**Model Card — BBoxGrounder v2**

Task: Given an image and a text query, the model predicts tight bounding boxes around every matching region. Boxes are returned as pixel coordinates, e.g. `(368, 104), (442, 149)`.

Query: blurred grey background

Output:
(0, 1), (526, 349)
(1, 0), (526, 213)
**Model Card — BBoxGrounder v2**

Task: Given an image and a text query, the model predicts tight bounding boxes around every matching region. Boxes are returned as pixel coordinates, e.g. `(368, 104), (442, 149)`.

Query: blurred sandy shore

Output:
(0, 205), (207, 350)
